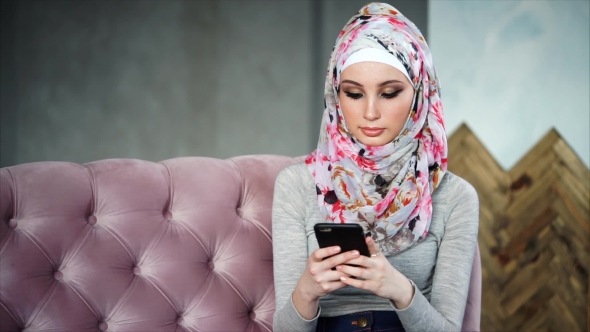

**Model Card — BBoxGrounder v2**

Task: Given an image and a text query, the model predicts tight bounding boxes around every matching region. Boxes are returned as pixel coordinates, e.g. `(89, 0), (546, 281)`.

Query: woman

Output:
(272, 3), (479, 332)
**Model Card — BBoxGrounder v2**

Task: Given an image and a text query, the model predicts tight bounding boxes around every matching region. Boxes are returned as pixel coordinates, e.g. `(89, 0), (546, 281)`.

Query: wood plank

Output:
(505, 287), (553, 331)
(499, 207), (556, 259)
(462, 134), (510, 186)
(548, 241), (588, 311)
(525, 305), (550, 332)
(447, 124), (589, 331)
(502, 263), (554, 316)
(554, 163), (590, 216)
(548, 294), (584, 332)
(505, 168), (557, 219)
(501, 249), (554, 313)
(553, 183), (590, 235)
(553, 138), (590, 188)
(509, 129), (560, 180)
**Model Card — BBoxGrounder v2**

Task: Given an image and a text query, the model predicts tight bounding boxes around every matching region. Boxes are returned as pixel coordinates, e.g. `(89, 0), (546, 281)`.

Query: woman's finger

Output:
(320, 280), (348, 293)
(336, 264), (368, 280)
(320, 250), (360, 271)
(311, 246), (341, 262)
(366, 236), (380, 257)
(340, 274), (370, 291)
(317, 270), (352, 283)
(342, 255), (372, 268)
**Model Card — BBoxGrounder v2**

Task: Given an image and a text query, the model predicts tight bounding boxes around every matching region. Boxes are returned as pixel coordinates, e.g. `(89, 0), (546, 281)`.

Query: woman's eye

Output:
(382, 90), (402, 99)
(344, 92), (363, 100)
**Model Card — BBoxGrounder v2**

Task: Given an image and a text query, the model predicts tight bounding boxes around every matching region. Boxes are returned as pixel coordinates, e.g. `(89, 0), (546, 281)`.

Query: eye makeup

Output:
(382, 90), (402, 99)
(342, 89), (403, 100)
(344, 91), (363, 100)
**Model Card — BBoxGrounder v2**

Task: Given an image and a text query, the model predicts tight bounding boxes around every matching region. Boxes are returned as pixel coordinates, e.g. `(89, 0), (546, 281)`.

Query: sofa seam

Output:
(0, 168), (17, 254)
(5, 167), (17, 220)
(158, 161), (175, 213)
(18, 229), (56, 270)
(143, 275), (179, 317)
(82, 165), (97, 217)
(183, 270), (215, 316)
(0, 297), (21, 328)
(225, 158), (273, 245)
(59, 218), (94, 274)
(227, 158), (245, 210)
(215, 270), (250, 309)
(174, 221), (208, 258)
(98, 224), (136, 264)
(64, 281), (101, 321)
(20, 275), (59, 329)
(105, 274), (139, 322)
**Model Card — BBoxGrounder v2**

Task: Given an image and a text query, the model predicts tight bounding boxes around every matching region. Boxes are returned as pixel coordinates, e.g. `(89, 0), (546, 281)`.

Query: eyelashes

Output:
(382, 91), (402, 99)
(344, 92), (363, 100)
(343, 90), (402, 100)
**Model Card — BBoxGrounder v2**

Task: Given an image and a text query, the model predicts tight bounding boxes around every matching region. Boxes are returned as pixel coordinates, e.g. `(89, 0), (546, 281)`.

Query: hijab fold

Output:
(305, 2), (448, 255)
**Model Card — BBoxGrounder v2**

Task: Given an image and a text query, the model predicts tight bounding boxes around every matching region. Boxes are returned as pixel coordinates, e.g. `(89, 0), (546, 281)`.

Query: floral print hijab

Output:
(306, 2), (448, 255)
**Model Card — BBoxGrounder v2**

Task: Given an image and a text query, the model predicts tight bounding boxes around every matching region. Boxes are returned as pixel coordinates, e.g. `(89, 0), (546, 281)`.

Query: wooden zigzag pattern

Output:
(448, 124), (589, 332)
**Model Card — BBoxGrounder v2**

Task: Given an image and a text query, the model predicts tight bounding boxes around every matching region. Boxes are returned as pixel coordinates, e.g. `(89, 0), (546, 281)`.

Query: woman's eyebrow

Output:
(340, 79), (404, 87)
(341, 79), (363, 86)
(378, 79), (404, 86)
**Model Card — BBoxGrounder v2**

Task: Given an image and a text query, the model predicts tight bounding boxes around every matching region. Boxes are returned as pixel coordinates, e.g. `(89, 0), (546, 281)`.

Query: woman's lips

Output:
(360, 127), (385, 137)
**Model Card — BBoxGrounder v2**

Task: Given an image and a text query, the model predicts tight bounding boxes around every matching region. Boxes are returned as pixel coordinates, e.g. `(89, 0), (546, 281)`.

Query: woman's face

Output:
(338, 61), (414, 147)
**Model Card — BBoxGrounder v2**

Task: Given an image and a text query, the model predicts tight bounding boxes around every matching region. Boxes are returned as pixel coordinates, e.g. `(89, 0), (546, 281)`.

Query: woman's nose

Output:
(363, 98), (381, 121)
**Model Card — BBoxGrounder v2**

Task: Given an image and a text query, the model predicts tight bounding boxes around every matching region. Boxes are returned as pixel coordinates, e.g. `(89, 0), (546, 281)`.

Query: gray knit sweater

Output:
(272, 162), (479, 332)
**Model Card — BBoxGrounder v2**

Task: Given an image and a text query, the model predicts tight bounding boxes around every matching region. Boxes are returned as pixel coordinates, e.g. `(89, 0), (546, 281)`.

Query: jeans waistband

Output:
(316, 310), (405, 332)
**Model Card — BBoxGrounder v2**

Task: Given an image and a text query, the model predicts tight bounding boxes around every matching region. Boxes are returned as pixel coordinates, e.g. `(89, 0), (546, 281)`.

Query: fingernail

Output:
(333, 247), (341, 253)
(340, 276), (347, 281)
(352, 251), (359, 256)
(336, 265), (342, 270)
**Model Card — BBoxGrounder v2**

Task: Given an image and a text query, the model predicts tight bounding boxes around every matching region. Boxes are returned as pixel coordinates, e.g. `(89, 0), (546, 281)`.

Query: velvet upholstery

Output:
(0, 155), (480, 331)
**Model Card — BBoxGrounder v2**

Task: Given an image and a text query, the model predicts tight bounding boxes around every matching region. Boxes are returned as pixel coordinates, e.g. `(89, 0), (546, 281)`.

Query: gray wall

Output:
(0, 0), (427, 168)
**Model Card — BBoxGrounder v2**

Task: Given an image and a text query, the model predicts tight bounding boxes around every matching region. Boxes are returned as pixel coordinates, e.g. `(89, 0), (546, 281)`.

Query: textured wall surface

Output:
(0, 0), (427, 168)
(0, 0), (313, 167)
(430, 0), (590, 169)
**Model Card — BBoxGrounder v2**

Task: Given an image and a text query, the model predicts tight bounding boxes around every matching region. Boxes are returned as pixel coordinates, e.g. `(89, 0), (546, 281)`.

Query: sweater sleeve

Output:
(272, 166), (320, 332)
(393, 177), (480, 332)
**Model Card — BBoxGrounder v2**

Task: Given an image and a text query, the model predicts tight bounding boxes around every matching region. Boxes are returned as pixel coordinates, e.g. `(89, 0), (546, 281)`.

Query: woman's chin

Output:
(355, 135), (393, 147)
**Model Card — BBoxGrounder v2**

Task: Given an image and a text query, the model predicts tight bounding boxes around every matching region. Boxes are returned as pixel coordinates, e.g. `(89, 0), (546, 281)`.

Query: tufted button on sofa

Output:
(0, 155), (481, 332)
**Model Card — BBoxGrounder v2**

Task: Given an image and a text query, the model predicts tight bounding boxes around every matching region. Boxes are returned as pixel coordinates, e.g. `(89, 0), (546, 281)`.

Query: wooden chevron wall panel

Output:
(448, 124), (590, 332)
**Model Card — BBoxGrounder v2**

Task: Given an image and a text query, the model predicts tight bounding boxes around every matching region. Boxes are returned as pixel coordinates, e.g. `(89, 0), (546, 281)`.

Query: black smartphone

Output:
(314, 223), (371, 257)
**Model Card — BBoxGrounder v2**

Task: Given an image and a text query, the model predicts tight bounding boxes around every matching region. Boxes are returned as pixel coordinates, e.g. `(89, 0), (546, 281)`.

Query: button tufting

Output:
(8, 219), (17, 229)
(88, 215), (97, 225)
(249, 311), (256, 320)
(98, 321), (108, 331)
(208, 262), (215, 270)
(163, 211), (173, 221)
(236, 207), (243, 217)
(176, 316), (185, 325)
(133, 266), (141, 275)
(54, 271), (63, 281)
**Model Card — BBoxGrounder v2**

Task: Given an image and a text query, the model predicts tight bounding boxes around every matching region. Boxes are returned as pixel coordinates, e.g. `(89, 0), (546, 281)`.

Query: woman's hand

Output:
(337, 237), (415, 309)
(292, 246), (361, 319)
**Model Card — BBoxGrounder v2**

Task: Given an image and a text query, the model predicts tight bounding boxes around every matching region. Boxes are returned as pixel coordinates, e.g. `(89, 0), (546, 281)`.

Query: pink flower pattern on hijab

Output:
(306, 2), (448, 255)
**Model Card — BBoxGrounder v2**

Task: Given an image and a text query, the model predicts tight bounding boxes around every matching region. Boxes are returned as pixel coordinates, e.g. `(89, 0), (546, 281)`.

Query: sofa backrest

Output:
(0, 155), (299, 332)
(1, 155), (481, 332)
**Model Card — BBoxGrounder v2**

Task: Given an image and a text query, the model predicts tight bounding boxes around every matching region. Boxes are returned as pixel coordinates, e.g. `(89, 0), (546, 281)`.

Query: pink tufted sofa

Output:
(0, 155), (481, 332)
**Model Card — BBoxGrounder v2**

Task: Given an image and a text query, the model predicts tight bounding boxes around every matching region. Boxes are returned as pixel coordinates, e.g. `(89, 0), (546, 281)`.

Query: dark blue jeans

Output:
(316, 311), (406, 332)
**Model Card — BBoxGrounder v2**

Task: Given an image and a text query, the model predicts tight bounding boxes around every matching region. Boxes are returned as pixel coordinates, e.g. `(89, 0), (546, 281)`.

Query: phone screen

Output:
(314, 223), (371, 257)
